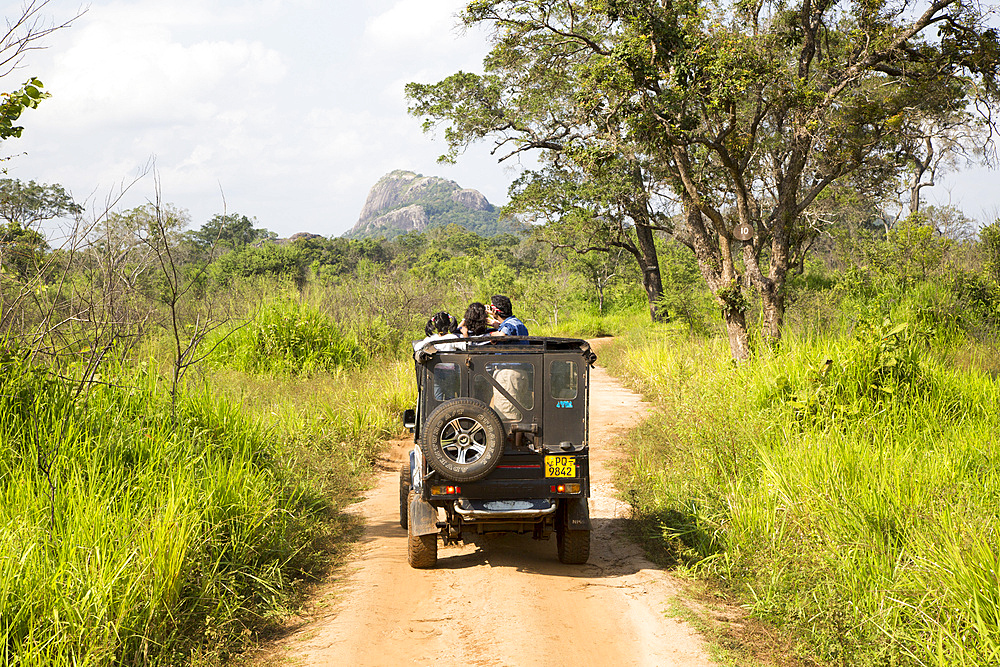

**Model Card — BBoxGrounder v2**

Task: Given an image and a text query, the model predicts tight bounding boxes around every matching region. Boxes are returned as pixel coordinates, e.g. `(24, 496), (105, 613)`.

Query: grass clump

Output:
(605, 320), (1000, 666)
(210, 300), (365, 375)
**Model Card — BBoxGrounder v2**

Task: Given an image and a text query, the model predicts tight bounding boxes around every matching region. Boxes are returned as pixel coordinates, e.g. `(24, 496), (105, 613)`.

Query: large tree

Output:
(0, 178), (82, 228)
(0, 179), (81, 281)
(186, 213), (275, 254)
(408, 0), (998, 359)
(408, 51), (673, 321)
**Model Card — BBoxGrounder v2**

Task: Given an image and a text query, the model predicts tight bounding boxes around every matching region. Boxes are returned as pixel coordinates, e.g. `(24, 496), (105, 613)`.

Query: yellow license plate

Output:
(544, 455), (577, 478)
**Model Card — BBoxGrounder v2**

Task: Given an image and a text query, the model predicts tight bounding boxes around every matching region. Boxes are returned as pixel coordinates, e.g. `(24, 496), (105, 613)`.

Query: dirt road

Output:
(268, 357), (715, 666)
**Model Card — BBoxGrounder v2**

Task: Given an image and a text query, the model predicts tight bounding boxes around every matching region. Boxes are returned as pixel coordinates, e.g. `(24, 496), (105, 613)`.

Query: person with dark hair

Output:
(459, 302), (491, 337)
(488, 294), (528, 337)
(415, 310), (462, 401)
(414, 310), (461, 353)
(425, 311), (459, 338)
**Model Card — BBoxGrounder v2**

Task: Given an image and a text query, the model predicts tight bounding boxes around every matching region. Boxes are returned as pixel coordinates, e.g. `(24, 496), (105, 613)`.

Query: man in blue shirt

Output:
(487, 295), (528, 337)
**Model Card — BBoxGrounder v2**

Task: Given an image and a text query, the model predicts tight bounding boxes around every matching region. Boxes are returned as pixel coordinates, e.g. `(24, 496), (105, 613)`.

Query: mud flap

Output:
(409, 495), (439, 536)
(566, 497), (591, 530)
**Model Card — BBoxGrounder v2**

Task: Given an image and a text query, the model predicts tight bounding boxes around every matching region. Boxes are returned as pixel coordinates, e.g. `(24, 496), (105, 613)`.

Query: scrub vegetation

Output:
(2, 0), (999, 662)
(602, 256), (1000, 665)
(4, 180), (999, 665)
(0, 187), (653, 665)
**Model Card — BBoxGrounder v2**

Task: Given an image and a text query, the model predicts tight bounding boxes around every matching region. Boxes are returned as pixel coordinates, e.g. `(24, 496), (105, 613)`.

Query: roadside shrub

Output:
(209, 300), (365, 375)
(209, 243), (304, 286)
(780, 317), (933, 425)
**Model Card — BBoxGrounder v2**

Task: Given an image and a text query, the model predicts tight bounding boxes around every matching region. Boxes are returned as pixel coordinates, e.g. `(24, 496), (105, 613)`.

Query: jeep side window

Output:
(550, 360), (578, 400)
(432, 362), (460, 401)
(472, 374), (492, 405)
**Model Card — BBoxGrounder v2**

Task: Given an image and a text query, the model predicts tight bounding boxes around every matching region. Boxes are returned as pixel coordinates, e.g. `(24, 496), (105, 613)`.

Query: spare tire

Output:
(420, 398), (505, 483)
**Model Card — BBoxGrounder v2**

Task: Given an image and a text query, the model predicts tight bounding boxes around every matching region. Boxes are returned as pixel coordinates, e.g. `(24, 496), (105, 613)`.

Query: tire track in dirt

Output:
(263, 348), (716, 667)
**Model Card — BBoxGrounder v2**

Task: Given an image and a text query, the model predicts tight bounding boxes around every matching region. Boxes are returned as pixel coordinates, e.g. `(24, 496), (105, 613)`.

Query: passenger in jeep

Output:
(487, 295), (528, 337)
(414, 311), (461, 351)
(459, 302), (491, 337)
(483, 296), (531, 420)
(415, 311), (463, 400)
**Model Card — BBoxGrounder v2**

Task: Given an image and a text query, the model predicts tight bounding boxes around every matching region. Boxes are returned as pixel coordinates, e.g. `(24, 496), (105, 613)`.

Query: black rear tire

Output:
(556, 505), (591, 564)
(420, 398), (505, 483)
(406, 491), (438, 568)
(399, 461), (411, 529)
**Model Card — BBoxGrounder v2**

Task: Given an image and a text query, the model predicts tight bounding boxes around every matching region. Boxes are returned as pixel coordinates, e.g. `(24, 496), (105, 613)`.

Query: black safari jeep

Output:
(400, 336), (597, 568)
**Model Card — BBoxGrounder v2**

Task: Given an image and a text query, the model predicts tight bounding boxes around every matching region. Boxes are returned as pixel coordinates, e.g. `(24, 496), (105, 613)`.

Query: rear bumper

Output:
(453, 498), (557, 520)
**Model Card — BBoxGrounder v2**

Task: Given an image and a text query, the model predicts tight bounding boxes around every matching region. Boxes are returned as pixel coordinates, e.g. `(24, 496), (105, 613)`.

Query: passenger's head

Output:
(490, 295), (513, 319)
(425, 311), (457, 337)
(463, 302), (489, 336)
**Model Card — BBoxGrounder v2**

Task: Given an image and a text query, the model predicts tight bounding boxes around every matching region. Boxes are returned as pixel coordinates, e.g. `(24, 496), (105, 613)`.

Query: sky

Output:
(0, 0), (527, 240)
(1, 0), (998, 242)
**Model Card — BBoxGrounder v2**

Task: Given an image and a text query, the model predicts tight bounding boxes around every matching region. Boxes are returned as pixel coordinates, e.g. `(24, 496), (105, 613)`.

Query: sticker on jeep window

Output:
(556, 400), (573, 408)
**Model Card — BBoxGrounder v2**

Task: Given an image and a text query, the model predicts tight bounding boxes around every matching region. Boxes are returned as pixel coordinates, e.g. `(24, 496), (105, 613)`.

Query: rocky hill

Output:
(345, 170), (516, 239)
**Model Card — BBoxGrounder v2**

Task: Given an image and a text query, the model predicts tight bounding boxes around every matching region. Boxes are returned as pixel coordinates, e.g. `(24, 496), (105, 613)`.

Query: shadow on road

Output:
(360, 516), (655, 579)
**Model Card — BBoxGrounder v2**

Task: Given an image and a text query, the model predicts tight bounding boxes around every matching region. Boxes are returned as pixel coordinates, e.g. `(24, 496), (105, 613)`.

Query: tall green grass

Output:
(208, 300), (365, 375)
(604, 321), (1000, 666)
(207, 357), (417, 473)
(535, 306), (653, 339)
(0, 342), (414, 665)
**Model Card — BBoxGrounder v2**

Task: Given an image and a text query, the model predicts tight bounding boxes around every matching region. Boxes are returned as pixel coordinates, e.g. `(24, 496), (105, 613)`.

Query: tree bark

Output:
(675, 188), (752, 361)
(635, 222), (666, 322)
(724, 306), (752, 361)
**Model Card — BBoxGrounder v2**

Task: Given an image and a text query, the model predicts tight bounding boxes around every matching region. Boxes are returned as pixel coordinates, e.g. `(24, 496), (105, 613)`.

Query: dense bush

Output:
(208, 300), (365, 375)
(208, 244), (304, 286)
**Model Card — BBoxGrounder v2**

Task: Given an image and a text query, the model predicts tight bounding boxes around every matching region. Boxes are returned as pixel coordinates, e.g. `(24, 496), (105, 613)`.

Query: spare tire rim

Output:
(440, 416), (488, 464)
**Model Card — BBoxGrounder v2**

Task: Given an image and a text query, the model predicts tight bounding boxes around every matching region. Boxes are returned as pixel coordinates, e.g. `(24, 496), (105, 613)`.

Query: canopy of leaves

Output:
(0, 178), (82, 227)
(408, 0), (1000, 352)
(187, 213), (275, 251)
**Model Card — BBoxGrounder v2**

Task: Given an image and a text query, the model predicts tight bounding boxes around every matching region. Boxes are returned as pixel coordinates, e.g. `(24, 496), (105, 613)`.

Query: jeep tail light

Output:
(551, 483), (581, 494)
(431, 485), (461, 496)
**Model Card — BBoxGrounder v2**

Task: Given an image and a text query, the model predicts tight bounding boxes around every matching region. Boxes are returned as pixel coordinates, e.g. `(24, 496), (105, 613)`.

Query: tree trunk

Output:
(755, 149), (800, 348)
(635, 223), (666, 322)
(724, 307), (751, 361)
(758, 281), (784, 345)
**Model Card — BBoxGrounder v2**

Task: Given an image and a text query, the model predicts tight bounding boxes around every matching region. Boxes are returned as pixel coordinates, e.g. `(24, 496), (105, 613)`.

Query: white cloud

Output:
(364, 0), (468, 53)
(37, 10), (286, 131)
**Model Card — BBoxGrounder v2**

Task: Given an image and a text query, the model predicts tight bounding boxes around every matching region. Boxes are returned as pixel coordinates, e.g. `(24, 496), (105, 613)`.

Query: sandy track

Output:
(267, 356), (715, 667)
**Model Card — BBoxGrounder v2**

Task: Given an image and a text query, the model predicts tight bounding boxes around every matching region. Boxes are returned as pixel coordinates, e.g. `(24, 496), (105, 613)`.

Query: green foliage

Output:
(209, 301), (365, 375)
(981, 221), (1000, 286)
(0, 221), (49, 281)
(0, 179), (82, 282)
(208, 243), (303, 286)
(780, 317), (933, 425)
(410, 0), (999, 351)
(0, 355), (351, 665)
(12, 149), (1000, 663)
(656, 242), (716, 334)
(0, 179), (82, 227)
(0, 78), (49, 140)
(187, 213), (275, 251)
(607, 322), (1000, 666)
(872, 213), (951, 287)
